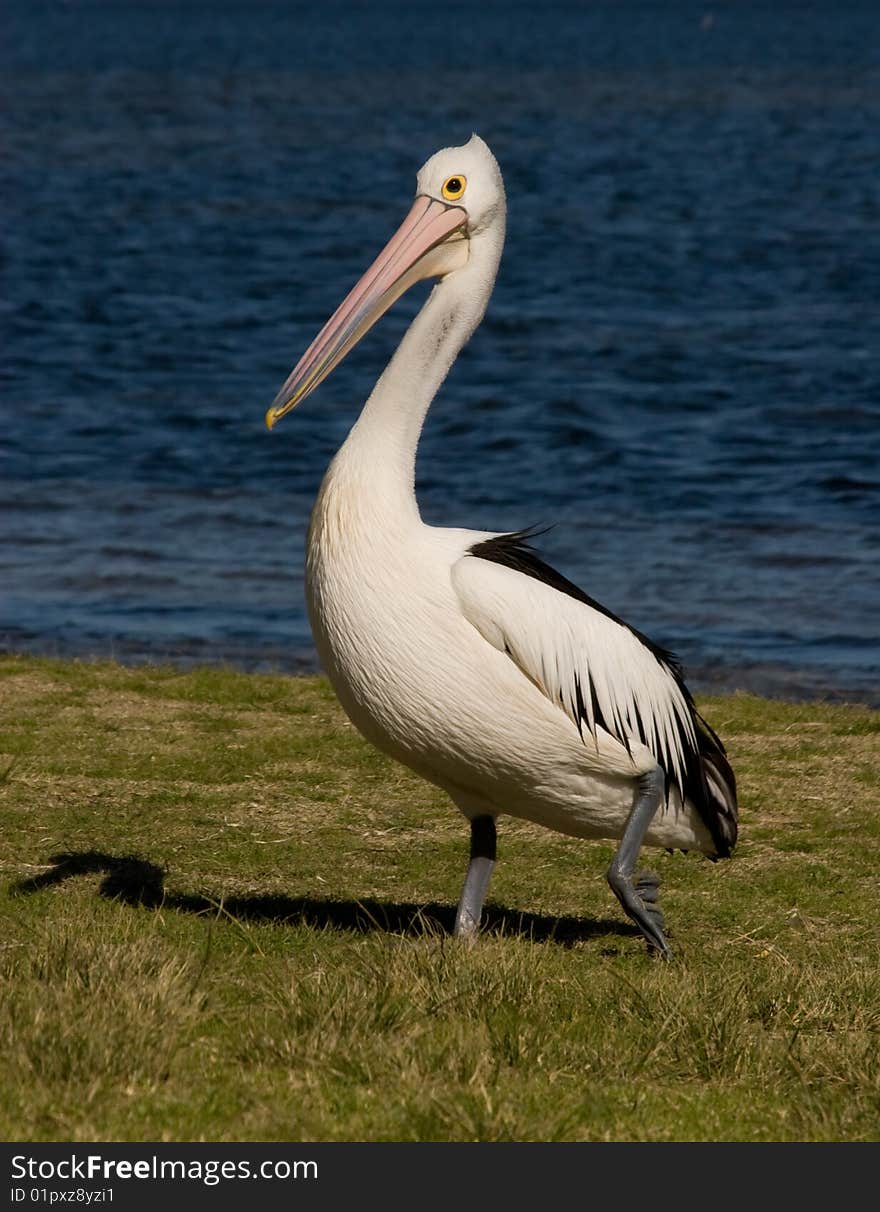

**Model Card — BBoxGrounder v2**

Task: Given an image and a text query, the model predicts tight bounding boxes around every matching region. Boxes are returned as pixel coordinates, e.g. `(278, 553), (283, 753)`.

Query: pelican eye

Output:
(441, 175), (467, 202)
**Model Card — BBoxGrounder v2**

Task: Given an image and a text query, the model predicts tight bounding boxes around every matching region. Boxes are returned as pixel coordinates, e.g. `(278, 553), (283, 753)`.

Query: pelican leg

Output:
(607, 768), (671, 957)
(453, 815), (496, 938)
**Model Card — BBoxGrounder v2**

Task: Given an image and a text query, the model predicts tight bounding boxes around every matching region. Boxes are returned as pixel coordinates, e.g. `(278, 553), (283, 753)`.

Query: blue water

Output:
(3, 1), (879, 703)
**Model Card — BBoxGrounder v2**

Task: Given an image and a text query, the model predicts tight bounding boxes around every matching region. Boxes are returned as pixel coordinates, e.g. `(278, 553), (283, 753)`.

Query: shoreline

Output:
(1, 643), (877, 712)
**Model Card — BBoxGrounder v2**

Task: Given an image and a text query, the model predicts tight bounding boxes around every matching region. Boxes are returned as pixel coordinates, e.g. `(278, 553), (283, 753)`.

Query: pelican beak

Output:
(266, 197), (468, 429)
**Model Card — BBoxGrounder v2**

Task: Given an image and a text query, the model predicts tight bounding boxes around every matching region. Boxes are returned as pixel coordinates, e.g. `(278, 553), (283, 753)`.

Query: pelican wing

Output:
(452, 531), (737, 855)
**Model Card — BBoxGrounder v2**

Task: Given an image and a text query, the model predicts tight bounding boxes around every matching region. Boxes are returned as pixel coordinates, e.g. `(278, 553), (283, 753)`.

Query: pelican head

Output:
(265, 134), (504, 429)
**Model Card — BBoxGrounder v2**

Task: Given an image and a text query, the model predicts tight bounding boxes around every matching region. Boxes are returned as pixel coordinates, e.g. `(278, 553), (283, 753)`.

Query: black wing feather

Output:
(468, 529), (738, 857)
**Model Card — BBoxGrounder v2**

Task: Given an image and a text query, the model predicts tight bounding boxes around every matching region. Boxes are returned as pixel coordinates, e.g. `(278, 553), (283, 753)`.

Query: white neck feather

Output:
(324, 216), (506, 525)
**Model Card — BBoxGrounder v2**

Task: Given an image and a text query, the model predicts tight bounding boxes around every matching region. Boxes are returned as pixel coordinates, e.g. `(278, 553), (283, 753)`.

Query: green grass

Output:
(1, 654), (878, 1141)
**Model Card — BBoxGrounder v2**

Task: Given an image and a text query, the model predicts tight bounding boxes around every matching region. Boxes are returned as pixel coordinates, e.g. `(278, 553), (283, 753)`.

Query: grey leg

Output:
(607, 768), (671, 957)
(453, 815), (496, 938)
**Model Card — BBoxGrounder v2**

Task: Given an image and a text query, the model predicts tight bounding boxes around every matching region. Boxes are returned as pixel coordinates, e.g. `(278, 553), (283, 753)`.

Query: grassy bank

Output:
(0, 654), (878, 1141)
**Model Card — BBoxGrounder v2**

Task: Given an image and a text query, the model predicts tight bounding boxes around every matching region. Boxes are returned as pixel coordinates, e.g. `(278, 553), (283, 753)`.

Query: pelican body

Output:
(266, 137), (737, 954)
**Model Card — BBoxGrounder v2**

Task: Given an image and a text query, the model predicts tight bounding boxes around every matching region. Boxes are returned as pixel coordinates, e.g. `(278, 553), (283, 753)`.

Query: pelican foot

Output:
(636, 869), (669, 954)
(607, 864), (671, 958)
(452, 911), (481, 940)
(606, 768), (671, 957)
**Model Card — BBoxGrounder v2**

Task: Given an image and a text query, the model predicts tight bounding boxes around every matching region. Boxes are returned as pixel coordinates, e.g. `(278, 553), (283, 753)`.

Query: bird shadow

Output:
(10, 849), (633, 948)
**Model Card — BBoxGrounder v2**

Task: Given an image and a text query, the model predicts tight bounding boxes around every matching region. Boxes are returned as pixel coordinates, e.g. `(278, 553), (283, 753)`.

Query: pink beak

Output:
(266, 196), (468, 429)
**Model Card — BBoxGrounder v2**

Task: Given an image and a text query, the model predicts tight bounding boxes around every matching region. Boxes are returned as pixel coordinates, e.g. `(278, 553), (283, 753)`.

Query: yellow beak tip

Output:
(265, 408), (278, 431)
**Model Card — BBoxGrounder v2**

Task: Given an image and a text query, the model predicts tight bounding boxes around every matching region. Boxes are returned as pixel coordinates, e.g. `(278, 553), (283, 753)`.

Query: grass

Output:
(0, 653), (878, 1142)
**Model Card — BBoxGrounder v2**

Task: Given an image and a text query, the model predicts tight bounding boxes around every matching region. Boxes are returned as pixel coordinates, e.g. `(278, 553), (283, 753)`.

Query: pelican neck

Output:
(334, 230), (504, 520)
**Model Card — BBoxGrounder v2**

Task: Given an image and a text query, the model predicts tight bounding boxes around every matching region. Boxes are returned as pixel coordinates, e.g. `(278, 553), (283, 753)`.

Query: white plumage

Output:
(452, 553), (697, 793)
(266, 135), (738, 953)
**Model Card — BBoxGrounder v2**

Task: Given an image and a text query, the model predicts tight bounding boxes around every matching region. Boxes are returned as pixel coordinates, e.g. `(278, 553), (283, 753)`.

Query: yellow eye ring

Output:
(441, 174), (467, 202)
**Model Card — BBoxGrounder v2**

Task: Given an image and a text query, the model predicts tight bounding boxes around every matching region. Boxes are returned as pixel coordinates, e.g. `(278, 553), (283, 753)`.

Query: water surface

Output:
(3, 1), (879, 702)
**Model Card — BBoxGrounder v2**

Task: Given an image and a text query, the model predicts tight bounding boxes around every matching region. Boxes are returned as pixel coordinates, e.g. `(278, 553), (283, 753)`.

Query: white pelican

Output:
(265, 136), (737, 955)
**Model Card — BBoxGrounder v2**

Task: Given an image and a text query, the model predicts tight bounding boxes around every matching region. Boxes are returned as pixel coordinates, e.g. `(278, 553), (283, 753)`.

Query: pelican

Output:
(265, 136), (737, 955)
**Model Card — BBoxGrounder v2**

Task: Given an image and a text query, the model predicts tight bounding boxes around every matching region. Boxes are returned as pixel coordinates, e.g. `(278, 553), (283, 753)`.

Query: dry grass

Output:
(1, 655), (878, 1141)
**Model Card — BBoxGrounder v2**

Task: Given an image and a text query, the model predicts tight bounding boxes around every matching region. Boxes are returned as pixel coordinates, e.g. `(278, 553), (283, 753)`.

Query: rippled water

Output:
(3, 1), (879, 702)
